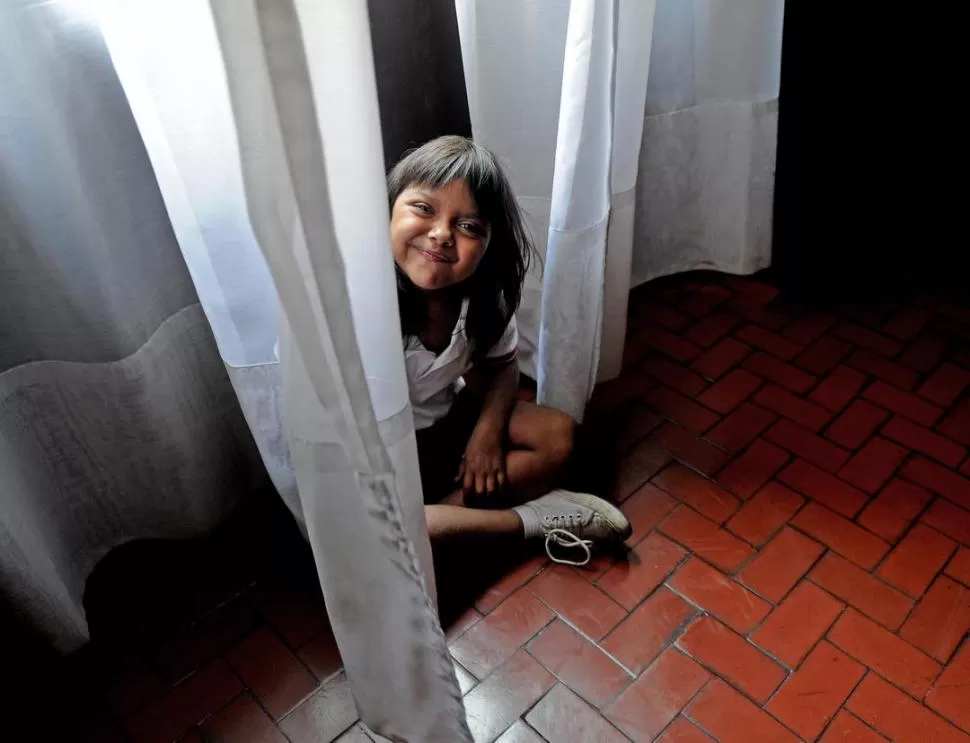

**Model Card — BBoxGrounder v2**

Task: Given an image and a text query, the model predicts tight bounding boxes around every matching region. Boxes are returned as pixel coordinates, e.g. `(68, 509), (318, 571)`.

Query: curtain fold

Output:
(0, 0), (264, 653)
(103, 1), (469, 738)
(457, 0), (783, 419)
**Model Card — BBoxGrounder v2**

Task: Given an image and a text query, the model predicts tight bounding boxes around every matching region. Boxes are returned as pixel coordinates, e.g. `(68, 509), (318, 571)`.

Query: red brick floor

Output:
(63, 271), (970, 742)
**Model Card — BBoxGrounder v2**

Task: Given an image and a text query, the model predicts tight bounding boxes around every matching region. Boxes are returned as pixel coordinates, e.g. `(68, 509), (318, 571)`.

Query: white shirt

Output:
(405, 299), (519, 430)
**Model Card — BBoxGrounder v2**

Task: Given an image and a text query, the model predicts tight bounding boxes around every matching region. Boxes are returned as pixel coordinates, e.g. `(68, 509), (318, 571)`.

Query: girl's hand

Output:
(457, 430), (507, 496)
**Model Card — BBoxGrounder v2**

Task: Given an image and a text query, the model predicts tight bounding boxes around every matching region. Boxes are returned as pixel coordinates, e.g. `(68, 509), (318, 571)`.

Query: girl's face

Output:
(390, 179), (490, 292)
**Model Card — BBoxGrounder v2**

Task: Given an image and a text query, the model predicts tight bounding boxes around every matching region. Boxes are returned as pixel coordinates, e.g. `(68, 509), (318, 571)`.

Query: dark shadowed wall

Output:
(367, 0), (472, 170)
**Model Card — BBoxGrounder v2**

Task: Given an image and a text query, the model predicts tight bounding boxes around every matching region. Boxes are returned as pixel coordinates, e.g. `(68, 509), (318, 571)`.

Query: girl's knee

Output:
(544, 409), (576, 466)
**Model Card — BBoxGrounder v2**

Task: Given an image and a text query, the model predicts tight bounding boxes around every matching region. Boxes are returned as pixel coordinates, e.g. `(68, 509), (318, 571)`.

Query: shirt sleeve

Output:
(485, 315), (519, 364)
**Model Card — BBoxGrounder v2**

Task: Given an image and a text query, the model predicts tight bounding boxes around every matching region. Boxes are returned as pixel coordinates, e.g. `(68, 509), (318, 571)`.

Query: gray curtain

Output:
(0, 1), (266, 652)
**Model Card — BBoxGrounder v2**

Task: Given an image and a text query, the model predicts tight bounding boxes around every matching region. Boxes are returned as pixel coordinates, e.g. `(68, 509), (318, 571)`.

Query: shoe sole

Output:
(553, 491), (633, 541)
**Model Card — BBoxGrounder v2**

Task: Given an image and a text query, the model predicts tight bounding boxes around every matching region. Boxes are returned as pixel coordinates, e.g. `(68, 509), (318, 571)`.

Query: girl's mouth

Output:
(415, 245), (456, 264)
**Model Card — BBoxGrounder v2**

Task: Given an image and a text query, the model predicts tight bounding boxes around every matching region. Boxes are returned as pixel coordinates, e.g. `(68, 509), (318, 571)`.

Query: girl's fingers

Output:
(485, 473), (496, 494)
(475, 473), (486, 494)
(496, 470), (506, 489)
(464, 469), (474, 493)
(455, 460), (465, 482)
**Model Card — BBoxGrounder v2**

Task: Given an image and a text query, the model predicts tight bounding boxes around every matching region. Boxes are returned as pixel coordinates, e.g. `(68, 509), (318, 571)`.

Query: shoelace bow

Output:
(543, 527), (593, 567)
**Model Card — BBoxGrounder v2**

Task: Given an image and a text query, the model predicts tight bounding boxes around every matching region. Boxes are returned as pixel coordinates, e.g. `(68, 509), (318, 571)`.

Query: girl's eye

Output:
(460, 222), (485, 236)
(412, 202), (432, 215)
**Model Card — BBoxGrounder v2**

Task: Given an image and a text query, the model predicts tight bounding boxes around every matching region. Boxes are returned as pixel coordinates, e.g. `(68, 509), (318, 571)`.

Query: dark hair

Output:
(388, 135), (536, 361)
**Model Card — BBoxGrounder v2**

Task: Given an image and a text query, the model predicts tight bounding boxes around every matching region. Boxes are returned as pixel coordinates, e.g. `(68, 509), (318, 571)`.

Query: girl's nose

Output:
(429, 221), (454, 246)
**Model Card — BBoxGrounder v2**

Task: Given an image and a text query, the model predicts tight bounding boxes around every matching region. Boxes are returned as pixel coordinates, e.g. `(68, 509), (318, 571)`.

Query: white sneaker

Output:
(513, 490), (633, 566)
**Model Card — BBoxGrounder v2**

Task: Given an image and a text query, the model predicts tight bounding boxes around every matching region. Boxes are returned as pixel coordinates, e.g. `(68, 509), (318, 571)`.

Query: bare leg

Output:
(424, 402), (577, 542)
(425, 504), (522, 542)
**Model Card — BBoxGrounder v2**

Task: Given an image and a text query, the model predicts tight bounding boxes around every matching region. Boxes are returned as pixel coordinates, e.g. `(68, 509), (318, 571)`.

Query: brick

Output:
(225, 628), (317, 720)
(604, 649), (709, 742)
(877, 524), (957, 598)
(528, 566), (626, 641)
(838, 437), (909, 493)
(884, 417), (966, 466)
(716, 439), (789, 499)
(767, 642), (866, 741)
(677, 617), (786, 703)
(828, 609), (941, 697)
(754, 384), (832, 432)
(766, 418), (850, 473)
(826, 399), (890, 449)
(796, 336), (854, 375)
(462, 651), (555, 743)
(620, 482), (678, 537)
(526, 684), (628, 742)
(849, 348), (920, 390)
(784, 313), (838, 345)
(834, 321), (903, 357)
(736, 324), (802, 360)
(946, 547), (970, 586)
(740, 527), (823, 604)
(653, 464), (740, 523)
(863, 380), (943, 426)
(642, 305), (690, 331)
(697, 369), (762, 414)
(810, 365), (868, 412)
(900, 576), (970, 662)
(659, 506), (754, 572)
(685, 312), (743, 347)
(744, 352), (817, 393)
(526, 621), (633, 707)
(601, 587), (696, 674)
(725, 482), (803, 546)
(778, 458), (868, 518)
(920, 363), (970, 406)
(922, 498), (970, 546)
(680, 284), (733, 318)
(655, 717), (716, 743)
(597, 532), (687, 612)
(614, 435), (671, 501)
(639, 324), (703, 363)
(940, 404), (970, 448)
(883, 305), (933, 341)
(278, 674), (358, 743)
(728, 295), (790, 330)
(723, 276), (778, 303)
(903, 456), (970, 511)
(926, 642), (970, 734)
(751, 581), (844, 667)
(473, 554), (548, 614)
(645, 386), (720, 435)
(201, 694), (287, 743)
(791, 502), (890, 569)
(706, 402), (776, 453)
(450, 589), (554, 679)
(124, 661), (244, 743)
(667, 558), (771, 634)
(643, 356), (709, 397)
(686, 679), (799, 743)
(858, 479), (933, 542)
(900, 334), (948, 372)
(636, 304), (690, 333)
(848, 673), (969, 743)
(691, 337), (751, 379)
(819, 710), (889, 743)
(810, 553), (914, 630)
(649, 425), (730, 476)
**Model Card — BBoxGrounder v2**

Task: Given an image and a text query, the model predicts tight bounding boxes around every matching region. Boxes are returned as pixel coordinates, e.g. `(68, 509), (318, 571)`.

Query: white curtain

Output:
(0, 0), (264, 654)
(457, 0), (784, 419)
(100, 1), (470, 739)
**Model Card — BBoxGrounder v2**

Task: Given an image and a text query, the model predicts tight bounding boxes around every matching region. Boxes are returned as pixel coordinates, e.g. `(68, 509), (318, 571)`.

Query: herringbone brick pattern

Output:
(63, 271), (970, 742)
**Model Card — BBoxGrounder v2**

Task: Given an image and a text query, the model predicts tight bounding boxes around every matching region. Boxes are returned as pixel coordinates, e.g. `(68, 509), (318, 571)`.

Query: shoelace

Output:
(543, 527), (593, 566)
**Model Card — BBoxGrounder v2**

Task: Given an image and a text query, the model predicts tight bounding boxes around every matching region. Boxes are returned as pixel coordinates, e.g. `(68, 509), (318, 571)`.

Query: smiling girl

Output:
(389, 136), (631, 564)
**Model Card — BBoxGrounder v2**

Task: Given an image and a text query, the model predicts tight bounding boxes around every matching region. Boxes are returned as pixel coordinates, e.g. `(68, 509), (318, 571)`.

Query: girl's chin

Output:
(404, 264), (459, 291)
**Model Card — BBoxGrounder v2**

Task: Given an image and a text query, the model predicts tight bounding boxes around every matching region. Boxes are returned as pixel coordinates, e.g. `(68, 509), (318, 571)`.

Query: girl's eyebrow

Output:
(409, 188), (481, 220)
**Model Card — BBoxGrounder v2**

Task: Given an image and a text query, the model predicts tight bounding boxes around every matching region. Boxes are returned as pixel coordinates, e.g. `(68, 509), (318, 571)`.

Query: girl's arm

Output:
(460, 360), (519, 495)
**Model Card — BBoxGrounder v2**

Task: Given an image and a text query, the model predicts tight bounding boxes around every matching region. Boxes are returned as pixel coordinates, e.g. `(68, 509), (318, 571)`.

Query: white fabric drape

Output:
(457, 0), (783, 419)
(102, 1), (469, 739)
(0, 0), (264, 653)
